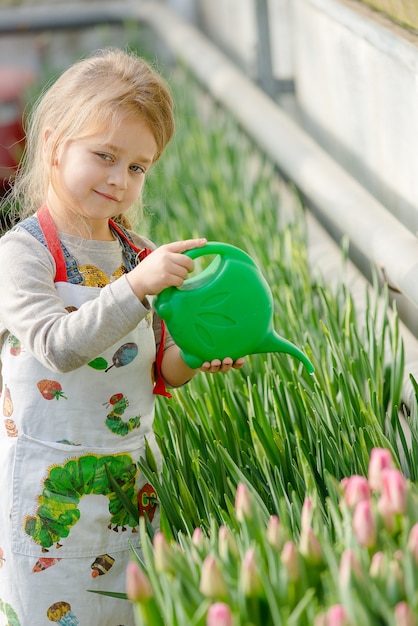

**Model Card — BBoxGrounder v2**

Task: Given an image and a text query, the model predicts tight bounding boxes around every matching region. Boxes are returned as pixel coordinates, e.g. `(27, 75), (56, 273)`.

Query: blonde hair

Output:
(9, 47), (175, 226)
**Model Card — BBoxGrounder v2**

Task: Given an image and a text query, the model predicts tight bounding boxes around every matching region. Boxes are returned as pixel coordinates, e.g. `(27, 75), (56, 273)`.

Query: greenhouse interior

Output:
(1, 0), (418, 624)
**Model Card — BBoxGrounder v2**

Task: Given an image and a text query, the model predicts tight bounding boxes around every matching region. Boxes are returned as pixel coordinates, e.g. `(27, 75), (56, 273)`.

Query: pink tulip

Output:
(192, 527), (205, 547)
(126, 561), (153, 602)
(240, 548), (262, 597)
(369, 551), (386, 578)
(343, 475), (371, 508)
(266, 515), (284, 550)
(368, 448), (394, 492)
(339, 549), (362, 588)
(327, 604), (349, 625)
(299, 527), (322, 564)
(407, 523), (418, 564)
(206, 602), (234, 626)
(301, 497), (313, 532)
(381, 468), (408, 514)
(200, 555), (227, 599)
(218, 525), (238, 559)
(153, 532), (173, 573)
(234, 483), (252, 521)
(281, 541), (300, 582)
(394, 601), (417, 626)
(377, 495), (396, 532)
(352, 500), (376, 548)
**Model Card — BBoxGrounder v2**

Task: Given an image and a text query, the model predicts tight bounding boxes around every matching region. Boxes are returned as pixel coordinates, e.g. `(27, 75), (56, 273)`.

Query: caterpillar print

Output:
(24, 453), (139, 551)
(0, 599), (21, 626)
(104, 393), (141, 436)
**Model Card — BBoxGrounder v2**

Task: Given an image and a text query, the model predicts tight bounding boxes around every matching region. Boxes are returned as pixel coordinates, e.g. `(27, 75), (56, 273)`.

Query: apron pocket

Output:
(11, 433), (151, 558)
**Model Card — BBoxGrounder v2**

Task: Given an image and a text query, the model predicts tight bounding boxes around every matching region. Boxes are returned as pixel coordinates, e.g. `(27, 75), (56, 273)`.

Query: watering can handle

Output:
(183, 242), (254, 264)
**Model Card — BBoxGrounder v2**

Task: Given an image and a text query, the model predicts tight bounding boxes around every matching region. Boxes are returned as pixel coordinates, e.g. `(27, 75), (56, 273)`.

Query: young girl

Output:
(0, 47), (244, 626)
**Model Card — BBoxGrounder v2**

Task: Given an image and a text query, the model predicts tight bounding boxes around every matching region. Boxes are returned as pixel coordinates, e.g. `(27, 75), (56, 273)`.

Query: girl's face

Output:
(49, 114), (157, 236)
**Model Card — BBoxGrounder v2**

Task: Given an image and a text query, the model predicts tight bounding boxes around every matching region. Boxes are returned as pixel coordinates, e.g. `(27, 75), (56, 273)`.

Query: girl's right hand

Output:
(126, 238), (207, 301)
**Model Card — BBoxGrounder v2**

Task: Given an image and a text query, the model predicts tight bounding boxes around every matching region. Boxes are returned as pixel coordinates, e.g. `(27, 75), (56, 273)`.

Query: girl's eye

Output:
(130, 164), (145, 174)
(96, 152), (112, 162)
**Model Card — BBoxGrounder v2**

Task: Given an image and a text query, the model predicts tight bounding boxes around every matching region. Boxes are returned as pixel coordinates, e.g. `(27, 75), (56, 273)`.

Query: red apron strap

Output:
(36, 204), (68, 283)
(128, 241), (172, 399)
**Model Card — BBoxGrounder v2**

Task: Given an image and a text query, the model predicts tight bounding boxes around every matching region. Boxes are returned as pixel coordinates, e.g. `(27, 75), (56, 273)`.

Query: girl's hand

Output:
(127, 238), (207, 301)
(199, 357), (245, 374)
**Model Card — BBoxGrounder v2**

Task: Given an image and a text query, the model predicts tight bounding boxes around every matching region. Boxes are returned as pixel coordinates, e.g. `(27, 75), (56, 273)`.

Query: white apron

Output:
(0, 209), (164, 626)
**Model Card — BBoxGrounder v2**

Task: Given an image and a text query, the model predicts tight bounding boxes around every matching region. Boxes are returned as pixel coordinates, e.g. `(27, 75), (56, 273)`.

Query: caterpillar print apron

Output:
(0, 206), (166, 626)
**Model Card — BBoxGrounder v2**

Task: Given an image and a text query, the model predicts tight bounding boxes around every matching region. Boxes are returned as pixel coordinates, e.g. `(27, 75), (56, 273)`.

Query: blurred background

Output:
(1, 0), (418, 337)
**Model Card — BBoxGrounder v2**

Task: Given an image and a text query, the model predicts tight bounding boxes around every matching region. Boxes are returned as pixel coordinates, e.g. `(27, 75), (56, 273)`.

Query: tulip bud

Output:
(281, 541), (300, 582)
(218, 525), (239, 560)
(352, 500), (376, 548)
(126, 561), (153, 602)
(327, 604), (349, 626)
(377, 495), (396, 532)
(192, 527), (205, 548)
(200, 555), (227, 599)
(368, 448), (394, 492)
(339, 549), (362, 588)
(235, 483), (252, 522)
(207, 602), (234, 626)
(153, 532), (173, 574)
(299, 527), (322, 564)
(386, 559), (405, 604)
(394, 601), (417, 626)
(369, 551), (387, 578)
(343, 475), (371, 509)
(314, 612), (327, 626)
(240, 548), (262, 597)
(301, 497), (313, 532)
(381, 468), (408, 515)
(266, 515), (284, 550)
(407, 523), (418, 564)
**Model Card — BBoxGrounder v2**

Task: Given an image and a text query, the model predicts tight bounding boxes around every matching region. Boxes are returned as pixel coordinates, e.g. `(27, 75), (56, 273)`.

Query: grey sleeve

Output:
(0, 229), (151, 372)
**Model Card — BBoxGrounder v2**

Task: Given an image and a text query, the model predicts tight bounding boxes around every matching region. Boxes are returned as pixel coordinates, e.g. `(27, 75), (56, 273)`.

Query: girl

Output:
(0, 48), (244, 626)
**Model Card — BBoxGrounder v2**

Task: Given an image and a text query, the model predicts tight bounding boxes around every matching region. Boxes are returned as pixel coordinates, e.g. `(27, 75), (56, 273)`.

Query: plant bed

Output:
(109, 67), (418, 624)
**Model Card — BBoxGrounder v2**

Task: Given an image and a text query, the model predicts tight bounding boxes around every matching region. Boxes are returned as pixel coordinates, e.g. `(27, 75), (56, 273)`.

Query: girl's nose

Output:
(107, 165), (127, 189)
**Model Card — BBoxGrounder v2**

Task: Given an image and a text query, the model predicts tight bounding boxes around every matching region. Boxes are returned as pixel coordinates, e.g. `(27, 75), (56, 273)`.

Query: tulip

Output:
(386, 559), (405, 604)
(352, 500), (376, 548)
(235, 483), (252, 522)
(192, 527), (205, 548)
(281, 540), (300, 582)
(153, 532), (173, 574)
(343, 475), (371, 509)
(301, 497), (313, 532)
(299, 527), (322, 564)
(369, 551), (386, 578)
(200, 555), (227, 599)
(394, 601), (417, 626)
(381, 468), (407, 515)
(218, 525), (239, 560)
(368, 448), (394, 492)
(327, 604), (349, 625)
(126, 561), (152, 602)
(377, 495), (396, 532)
(240, 548), (262, 597)
(206, 602), (234, 626)
(407, 523), (418, 564)
(314, 613), (327, 626)
(339, 549), (362, 588)
(266, 515), (284, 550)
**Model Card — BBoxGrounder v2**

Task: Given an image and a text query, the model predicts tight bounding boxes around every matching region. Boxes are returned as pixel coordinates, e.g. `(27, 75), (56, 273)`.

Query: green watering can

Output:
(154, 242), (315, 373)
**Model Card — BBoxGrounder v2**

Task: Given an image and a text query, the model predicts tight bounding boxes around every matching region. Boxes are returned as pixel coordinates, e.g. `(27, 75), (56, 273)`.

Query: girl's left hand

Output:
(199, 357), (245, 374)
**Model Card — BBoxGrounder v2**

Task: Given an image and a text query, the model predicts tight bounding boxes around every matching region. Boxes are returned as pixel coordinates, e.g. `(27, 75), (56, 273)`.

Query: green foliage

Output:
(140, 67), (411, 542)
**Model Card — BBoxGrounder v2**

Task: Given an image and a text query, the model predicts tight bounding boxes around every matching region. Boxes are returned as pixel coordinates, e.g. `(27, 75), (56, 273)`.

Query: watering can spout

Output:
(260, 331), (315, 375)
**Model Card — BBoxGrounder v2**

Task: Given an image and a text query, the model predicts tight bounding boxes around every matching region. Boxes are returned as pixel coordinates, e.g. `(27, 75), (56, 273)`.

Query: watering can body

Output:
(154, 242), (314, 373)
